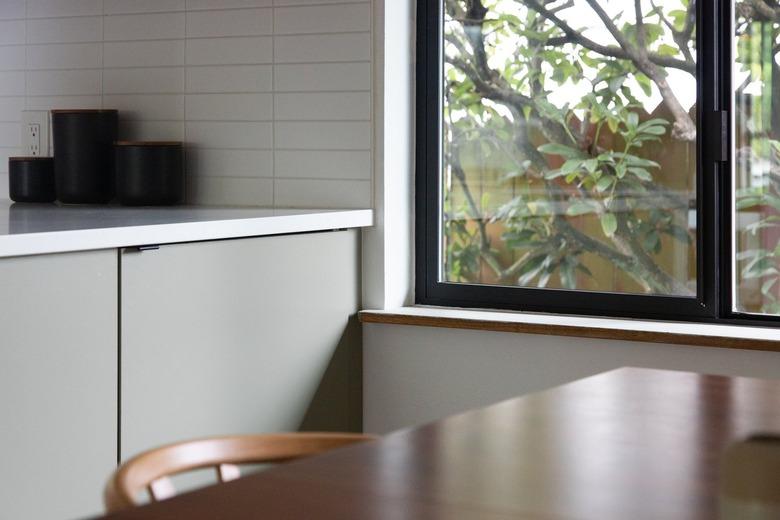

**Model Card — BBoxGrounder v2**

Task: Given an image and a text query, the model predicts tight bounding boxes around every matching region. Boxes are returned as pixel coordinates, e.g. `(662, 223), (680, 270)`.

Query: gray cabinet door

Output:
(0, 250), (118, 520)
(120, 231), (361, 463)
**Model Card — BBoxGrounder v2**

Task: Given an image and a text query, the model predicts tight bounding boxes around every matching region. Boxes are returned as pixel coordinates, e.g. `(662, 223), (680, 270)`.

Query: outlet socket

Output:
(21, 111), (50, 157)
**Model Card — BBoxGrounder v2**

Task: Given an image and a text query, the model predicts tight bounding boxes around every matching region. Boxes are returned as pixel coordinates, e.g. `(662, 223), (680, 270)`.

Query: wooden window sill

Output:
(359, 307), (780, 353)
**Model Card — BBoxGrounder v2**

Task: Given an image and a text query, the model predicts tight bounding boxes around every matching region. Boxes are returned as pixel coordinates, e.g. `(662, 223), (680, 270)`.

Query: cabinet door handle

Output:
(136, 245), (160, 252)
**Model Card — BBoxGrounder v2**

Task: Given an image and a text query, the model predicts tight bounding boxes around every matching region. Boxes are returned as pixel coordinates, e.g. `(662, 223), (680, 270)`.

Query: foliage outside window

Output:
(735, 2), (780, 317)
(442, 0), (697, 296)
(431, 0), (780, 320)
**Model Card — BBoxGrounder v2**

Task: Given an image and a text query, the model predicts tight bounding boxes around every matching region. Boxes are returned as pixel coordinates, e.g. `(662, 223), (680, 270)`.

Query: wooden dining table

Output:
(99, 367), (780, 519)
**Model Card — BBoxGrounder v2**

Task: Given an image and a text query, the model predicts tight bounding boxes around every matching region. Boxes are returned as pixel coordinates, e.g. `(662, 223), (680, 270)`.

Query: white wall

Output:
(363, 323), (780, 433)
(0, 0), (373, 208)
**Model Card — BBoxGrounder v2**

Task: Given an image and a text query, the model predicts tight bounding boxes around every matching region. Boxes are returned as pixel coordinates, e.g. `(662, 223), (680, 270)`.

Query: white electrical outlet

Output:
(21, 111), (50, 157)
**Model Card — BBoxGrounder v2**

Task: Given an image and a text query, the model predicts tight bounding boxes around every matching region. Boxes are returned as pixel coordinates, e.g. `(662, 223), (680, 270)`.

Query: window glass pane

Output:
(734, 7), (780, 316)
(441, 0), (697, 296)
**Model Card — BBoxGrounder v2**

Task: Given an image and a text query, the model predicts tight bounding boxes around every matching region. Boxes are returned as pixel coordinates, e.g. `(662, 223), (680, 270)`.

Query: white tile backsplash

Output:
(104, 12), (185, 41)
(26, 0), (102, 18)
(275, 122), (371, 150)
(26, 43), (102, 70)
(185, 93), (273, 121)
(0, 0), (373, 208)
(274, 62), (370, 92)
(0, 46), (25, 71)
(0, 20), (25, 45)
(275, 150), (371, 180)
(186, 0), (273, 10)
(187, 148), (273, 178)
(186, 37), (273, 66)
(104, 40), (185, 68)
(274, 178), (371, 209)
(188, 176), (274, 207)
(274, 4), (370, 35)
(26, 69), (102, 96)
(0, 2), (25, 21)
(103, 94), (185, 121)
(275, 92), (370, 121)
(186, 65), (273, 94)
(0, 97), (24, 122)
(24, 95), (102, 110)
(26, 16), (101, 44)
(274, 33), (371, 63)
(103, 67), (185, 94)
(104, 0), (185, 15)
(0, 71), (27, 96)
(185, 9), (272, 38)
(186, 121), (273, 150)
(0, 123), (20, 148)
(118, 120), (185, 141)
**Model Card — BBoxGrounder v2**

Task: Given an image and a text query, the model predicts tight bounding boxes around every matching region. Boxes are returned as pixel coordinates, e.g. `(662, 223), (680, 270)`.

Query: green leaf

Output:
(566, 201), (598, 216)
(761, 278), (778, 296)
(583, 159), (598, 173)
(595, 175), (614, 192)
(628, 167), (653, 181)
(600, 213), (618, 237)
(665, 225), (692, 244)
(627, 112), (639, 129)
(643, 231), (661, 253)
(537, 143), (585, 159)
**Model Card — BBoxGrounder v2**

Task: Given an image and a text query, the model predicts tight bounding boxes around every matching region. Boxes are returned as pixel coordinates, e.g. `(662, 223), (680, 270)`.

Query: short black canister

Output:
(8, 157), (56, 203)
(52, 109), (118, 204)
(115, 141), (185, 206)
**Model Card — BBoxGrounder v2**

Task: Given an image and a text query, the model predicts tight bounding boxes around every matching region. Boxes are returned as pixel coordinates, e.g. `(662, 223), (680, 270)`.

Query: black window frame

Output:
(415, 0), (777, 325)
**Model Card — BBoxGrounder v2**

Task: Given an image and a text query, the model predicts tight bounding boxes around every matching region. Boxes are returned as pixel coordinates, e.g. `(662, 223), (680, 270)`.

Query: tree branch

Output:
(522, 0), (696, 75)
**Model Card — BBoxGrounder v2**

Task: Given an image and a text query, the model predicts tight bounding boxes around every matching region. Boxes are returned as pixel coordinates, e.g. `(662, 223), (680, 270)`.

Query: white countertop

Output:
(0, 201), (373, 258)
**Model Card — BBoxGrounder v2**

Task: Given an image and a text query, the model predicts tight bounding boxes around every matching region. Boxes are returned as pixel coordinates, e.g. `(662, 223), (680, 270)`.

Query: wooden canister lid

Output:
(51, 109), (118, 114)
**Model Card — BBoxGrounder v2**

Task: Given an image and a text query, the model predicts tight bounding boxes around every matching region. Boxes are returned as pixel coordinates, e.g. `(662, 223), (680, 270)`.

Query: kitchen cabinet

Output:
(0, 223), (365, 517)
(119, 230), (362, 462)
(0, 250), (118, 520)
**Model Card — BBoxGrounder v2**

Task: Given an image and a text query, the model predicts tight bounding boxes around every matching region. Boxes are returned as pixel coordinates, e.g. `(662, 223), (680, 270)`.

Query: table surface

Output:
(100, 368), (780, 520)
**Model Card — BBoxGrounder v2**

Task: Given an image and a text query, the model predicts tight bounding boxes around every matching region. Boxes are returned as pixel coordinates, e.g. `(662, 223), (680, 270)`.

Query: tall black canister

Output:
(52, 109), (118, 204)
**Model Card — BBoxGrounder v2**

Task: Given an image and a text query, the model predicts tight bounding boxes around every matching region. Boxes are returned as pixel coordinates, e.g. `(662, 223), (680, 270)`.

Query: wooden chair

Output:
(104, 432), (376, 512)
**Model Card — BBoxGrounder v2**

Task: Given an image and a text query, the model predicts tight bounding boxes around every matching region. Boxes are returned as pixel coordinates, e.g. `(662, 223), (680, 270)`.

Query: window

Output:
(417, 0), (778, 324)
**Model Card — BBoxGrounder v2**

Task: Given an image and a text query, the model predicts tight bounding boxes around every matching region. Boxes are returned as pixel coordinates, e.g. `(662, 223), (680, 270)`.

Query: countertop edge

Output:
(0, 209), (373, 258)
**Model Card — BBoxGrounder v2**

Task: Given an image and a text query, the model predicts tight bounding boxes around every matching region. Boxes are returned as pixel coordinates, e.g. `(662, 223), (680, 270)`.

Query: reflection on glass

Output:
(735, 8), (780, 316)
(442, 0), (697, 295)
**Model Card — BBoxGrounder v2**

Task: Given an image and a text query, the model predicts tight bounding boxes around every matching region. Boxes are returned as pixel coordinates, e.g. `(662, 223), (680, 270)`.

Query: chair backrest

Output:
(104, 432), (376, 512)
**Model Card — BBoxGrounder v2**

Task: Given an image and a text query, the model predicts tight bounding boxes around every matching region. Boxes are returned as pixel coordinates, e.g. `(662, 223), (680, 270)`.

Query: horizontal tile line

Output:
(274, 119), (372, 123)
(274, 148), (371, 152)
(273, 89), (371, 94)
(190, 174), (274, 180)
(273, 59), (373, 65)
(274, 176), (372, 181)
(276, 0), (370, 6)
(274, 30), (370, 37)
(184, 91), (274, 95)
(184, 64), (270, 69)
(189, 174), (370, 182)
(185, 147), (274, 151)
(184, 119), (275, 123)
(18, 14), (103, 21)
(22, 94), (101, 98)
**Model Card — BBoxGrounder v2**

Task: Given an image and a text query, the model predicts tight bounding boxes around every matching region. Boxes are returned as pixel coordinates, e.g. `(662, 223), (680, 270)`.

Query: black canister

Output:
(8, 157), (56, 203)
(115, 141), (185, 206)
(52, 109), (118, 204)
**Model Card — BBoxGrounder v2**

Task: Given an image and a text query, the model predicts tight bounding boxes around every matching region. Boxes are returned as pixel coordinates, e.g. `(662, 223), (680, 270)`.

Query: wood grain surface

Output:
(98, 368), (780, 520)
